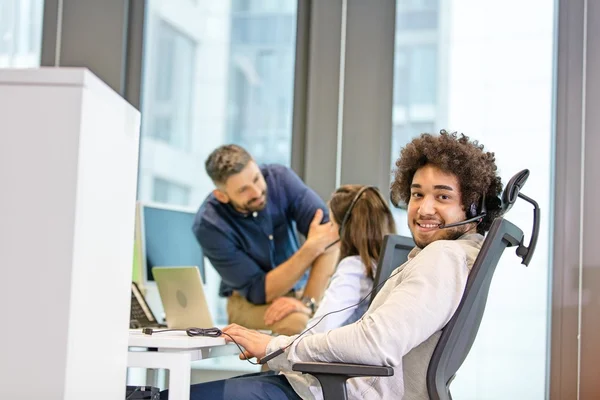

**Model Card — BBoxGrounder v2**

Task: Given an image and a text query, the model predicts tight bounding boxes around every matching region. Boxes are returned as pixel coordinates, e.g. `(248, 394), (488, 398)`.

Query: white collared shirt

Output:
(267, 233), (484, 400)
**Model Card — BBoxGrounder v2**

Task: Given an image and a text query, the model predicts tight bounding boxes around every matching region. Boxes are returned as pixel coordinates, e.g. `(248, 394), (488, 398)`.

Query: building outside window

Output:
(0, 0), (44, 68)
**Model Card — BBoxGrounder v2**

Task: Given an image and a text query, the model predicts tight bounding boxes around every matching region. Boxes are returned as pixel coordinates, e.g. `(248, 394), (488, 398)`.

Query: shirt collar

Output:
(223, 202), (263, 219)
(407, 232), (485, 259)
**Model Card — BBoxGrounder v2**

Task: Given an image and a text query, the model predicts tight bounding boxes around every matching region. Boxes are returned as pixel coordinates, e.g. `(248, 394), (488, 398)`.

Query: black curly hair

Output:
(390, 130), (503, 235)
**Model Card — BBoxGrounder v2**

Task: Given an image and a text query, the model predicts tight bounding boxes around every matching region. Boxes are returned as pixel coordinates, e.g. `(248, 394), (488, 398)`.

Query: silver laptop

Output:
(152, 266), (215, 329)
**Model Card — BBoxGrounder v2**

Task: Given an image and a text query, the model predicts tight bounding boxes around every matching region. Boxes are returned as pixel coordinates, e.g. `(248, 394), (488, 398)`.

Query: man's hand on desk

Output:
(222, 324), (273, 362)
(264, 297), (311, 325)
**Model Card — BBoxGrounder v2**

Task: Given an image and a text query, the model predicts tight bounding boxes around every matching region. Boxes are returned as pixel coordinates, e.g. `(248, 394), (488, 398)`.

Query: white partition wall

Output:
(0, 68), (140, 399)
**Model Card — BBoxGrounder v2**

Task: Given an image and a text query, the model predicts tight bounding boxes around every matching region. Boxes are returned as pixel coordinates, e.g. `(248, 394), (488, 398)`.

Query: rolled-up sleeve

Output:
(194, 222), (269, 304)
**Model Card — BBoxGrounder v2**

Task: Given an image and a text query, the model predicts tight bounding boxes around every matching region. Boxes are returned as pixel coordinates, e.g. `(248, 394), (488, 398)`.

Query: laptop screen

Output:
(141, 204), (205, 282)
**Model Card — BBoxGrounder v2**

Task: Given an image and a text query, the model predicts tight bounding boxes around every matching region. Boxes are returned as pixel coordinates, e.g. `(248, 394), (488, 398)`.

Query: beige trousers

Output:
(227, 292), (309, 336)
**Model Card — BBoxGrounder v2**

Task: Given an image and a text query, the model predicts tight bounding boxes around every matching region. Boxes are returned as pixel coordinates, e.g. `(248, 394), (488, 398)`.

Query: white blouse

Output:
(305, 256), (374, 335)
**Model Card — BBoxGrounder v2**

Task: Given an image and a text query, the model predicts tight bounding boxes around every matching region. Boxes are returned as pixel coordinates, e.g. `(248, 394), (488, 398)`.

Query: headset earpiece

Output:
(468, 192), (487, 218)
(437, 192), (489, 230)
(469, 203), (478, 218)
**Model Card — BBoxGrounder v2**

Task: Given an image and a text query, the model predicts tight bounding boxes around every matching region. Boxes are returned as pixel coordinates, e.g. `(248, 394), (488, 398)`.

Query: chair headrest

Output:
(499, 168), (540, 266)
(502, 169), (530, 214)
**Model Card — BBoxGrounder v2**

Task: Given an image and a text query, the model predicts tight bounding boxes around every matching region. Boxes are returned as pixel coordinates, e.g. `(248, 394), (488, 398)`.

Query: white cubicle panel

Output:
(0, 68), (140, 400)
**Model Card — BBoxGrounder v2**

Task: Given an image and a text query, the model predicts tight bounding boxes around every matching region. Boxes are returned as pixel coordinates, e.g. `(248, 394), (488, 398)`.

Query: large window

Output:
(137, 0), (298, 347)
(228, 3), (297, 165)
(138, 0), (298, 210)
(146, 20), (195, 150)
(0, 0), (44, 67)
(391, 0), (555, 398)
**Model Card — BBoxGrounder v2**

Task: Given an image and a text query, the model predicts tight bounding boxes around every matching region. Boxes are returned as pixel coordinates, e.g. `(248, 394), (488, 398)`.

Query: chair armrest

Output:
(292, 362), (393, 378)
(292, 362), (394, 400)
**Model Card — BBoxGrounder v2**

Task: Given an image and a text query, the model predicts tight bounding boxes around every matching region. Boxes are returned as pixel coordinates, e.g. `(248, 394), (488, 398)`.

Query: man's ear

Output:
(213, 189), (229, 204)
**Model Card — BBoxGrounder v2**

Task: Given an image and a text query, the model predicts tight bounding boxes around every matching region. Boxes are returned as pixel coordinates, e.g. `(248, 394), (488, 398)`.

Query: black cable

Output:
(290, 267), (402, 345)
(220, 331), (261, 365)
(260, 267), (404, 364)
(324, 238), (340, 250)
(141, 327), (222, 337)
(125, 387), (139, 400)
(187, 327), (222, 337)
(141, 326), (260, 365)
(141, 267), (404, 366)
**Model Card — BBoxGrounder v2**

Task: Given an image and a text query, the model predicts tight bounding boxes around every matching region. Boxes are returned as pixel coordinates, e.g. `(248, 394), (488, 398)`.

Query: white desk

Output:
(128, 329), (240, 400)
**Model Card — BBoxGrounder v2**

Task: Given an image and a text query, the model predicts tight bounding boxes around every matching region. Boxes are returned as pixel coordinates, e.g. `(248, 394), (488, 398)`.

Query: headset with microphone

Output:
(324, 185), (380, 250)
(438, 193), (487, 229)
(390, 183), (488, 231)
(261, 186), (389, 364)
(337, 186), (380, 234)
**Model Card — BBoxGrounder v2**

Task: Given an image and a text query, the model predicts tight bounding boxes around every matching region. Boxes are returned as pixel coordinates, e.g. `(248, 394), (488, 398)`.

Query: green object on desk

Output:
(132, 233), (142, 284)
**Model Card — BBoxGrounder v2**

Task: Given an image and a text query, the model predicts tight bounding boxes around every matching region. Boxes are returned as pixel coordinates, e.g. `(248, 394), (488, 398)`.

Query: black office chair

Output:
(426, 169), (539, 400)
(370, 234), (415, 304)
(292, 170), (540, 400)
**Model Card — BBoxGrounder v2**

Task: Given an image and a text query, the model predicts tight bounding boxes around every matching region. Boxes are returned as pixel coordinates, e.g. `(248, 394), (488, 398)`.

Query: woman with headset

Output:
(304, 184), (397, 334)
(159, 185), (398, 399)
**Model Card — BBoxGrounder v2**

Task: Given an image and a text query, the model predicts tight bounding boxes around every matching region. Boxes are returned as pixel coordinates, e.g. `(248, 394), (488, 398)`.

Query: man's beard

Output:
(231, 189), (268, 214)
(412, 224), (470, 249)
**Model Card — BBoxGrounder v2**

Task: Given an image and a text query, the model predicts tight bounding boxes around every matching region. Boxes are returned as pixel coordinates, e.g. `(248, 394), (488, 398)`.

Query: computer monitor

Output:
(135, 202), (205, 284)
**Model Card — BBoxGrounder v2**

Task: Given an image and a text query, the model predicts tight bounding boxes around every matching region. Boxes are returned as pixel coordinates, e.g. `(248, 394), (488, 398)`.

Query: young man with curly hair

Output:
(163, 131), (504, 400)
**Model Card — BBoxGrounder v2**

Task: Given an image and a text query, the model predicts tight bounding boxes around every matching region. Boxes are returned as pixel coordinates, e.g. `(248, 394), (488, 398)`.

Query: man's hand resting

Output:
(304, 209), (339, 256)
(222, 324), (274, 362)
(264, 297), (310, 326)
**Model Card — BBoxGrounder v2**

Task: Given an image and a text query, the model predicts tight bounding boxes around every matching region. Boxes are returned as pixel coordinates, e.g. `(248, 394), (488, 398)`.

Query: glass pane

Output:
(391, 1), (555, 398)
(137, 0), (298, 367)
(139, 1), (298, 208)
(0, 0), (44, 68)
(152, 177), (191, 207)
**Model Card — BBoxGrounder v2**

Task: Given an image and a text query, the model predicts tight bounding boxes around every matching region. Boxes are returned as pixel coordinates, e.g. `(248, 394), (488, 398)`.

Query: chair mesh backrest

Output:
(370, 234), (415, 304)
(426, 218), (524, 400)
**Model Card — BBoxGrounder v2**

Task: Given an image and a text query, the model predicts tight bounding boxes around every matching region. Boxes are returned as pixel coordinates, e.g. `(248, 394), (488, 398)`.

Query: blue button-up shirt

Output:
(192, 164), (329, 305)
